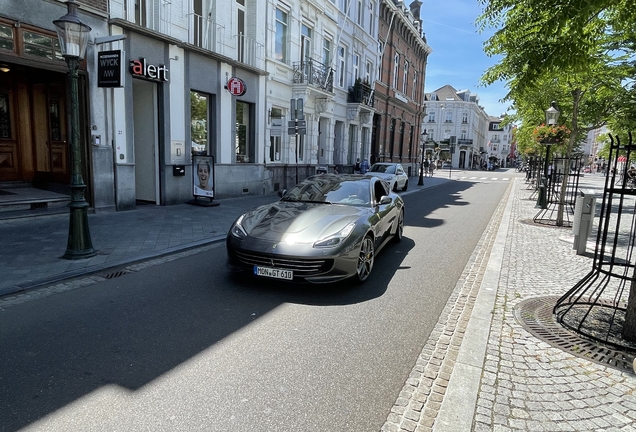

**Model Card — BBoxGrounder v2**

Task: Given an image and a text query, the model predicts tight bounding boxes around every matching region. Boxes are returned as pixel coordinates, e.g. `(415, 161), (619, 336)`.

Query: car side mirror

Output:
(379, 196), (392, 205)
(278, 189), (287, 198)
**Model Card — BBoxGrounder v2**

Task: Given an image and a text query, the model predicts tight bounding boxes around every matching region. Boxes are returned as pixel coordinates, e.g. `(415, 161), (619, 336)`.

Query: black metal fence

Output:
(554, 133), (636, 351)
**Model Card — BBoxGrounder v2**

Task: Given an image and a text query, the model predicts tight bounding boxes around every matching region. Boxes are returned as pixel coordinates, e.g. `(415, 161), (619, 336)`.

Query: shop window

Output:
(190, 90), (209, 157)
(23, 30), (61, 61)
(270, 108), (282, 162)
(0, 23), (14, 52)
(236, 101), (252, 163)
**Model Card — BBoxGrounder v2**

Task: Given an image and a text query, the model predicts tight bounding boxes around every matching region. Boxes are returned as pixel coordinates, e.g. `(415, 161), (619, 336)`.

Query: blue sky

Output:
(419, 0), (510, 118)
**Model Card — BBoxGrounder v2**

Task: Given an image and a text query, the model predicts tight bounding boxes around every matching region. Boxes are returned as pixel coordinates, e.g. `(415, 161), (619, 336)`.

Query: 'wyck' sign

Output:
(97, 50), (123, 88)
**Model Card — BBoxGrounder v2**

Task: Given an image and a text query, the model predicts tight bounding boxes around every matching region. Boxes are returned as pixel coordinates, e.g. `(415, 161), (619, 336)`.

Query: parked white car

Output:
(365, 163), (409, 192)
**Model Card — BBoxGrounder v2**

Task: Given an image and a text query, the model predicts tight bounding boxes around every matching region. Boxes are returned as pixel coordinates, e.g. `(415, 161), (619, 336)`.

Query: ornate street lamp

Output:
(537, 101), (560, 209)
(418, 130), (427, 186)
(54, 0), (96, 259)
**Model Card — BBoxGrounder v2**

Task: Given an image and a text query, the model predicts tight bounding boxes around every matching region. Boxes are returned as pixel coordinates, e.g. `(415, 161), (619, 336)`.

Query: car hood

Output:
(241, 201), (363, 244)
(365, 172), (394, 180)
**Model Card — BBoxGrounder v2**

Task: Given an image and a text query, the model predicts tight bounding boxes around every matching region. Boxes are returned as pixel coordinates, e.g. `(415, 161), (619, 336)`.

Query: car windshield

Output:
(368, 164), (395, 174)
(281, 177), (371, 206)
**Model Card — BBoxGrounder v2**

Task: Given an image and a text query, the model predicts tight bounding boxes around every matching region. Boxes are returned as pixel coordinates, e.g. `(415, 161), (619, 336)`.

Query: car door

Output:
(372, 179), (394, 243)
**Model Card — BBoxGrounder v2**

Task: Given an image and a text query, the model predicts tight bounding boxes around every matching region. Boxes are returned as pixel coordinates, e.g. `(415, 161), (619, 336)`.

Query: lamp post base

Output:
(63, 188), (95, 260)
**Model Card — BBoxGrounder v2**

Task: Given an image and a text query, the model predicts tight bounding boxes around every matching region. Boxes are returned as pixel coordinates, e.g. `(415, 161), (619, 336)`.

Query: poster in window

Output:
(193, 155), (215, 198)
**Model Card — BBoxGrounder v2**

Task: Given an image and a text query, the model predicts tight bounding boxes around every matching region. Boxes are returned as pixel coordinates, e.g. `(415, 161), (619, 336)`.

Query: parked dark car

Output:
(226, 174), (404, 284)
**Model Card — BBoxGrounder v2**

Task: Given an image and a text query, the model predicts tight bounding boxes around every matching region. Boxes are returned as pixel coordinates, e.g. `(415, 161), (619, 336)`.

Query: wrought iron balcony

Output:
(347, 82), (374, 107)
(293, 59), (334, 93)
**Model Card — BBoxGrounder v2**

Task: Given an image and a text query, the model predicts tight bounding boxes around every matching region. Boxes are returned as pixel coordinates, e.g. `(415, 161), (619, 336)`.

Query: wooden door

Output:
(0, 83), (19, 181)
(32, 83), (68, 183)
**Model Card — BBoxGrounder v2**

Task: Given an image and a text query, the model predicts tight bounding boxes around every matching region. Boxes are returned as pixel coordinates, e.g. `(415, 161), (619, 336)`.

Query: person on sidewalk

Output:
(360, 158), (370, 174)
(354, 158), (361, 174)
(423, 158), (430, 177)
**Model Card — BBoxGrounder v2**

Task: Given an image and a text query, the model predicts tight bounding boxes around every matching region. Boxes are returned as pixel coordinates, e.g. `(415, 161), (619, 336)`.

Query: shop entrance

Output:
(132, 79), (159, 204)
(0, 66), (70, 185)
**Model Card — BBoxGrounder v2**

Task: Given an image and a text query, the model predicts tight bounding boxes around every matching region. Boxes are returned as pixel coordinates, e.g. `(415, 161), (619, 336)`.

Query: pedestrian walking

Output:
(360, 158), (370, 174)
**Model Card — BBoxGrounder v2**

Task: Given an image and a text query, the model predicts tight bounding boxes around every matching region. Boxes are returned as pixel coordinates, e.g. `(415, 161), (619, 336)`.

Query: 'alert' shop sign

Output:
(129, 58), (169, 82)
(225, 77), (247, 96)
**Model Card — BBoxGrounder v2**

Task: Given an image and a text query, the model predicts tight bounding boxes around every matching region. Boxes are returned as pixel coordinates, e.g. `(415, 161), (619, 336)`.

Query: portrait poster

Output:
(192, 155), (215, 198)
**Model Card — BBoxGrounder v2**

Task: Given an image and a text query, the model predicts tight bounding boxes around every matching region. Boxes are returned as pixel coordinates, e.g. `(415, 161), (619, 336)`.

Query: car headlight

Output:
(230, 214), (248, 239)
(313, 222), (356, 248)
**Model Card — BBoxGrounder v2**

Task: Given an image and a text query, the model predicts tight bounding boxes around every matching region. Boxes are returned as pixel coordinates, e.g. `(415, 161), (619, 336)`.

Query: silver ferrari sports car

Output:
(226, 174), (405, 283)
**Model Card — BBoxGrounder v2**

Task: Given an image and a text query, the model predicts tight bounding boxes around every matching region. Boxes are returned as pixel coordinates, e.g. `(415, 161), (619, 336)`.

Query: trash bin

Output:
(572, 190), (596, 255)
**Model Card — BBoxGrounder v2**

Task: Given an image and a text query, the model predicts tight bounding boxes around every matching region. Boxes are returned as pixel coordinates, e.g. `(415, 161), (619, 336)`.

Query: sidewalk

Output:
(0, 175), (450, 297)
(383, 172), (636, 432)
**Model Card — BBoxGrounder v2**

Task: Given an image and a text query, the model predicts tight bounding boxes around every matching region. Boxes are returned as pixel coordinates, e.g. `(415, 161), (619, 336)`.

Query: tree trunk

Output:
(623, 278), (636, 341)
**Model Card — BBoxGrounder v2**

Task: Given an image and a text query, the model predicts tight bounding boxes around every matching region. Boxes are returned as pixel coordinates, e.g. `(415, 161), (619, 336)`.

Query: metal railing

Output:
(235, 34), (264, 69)
(189, 13), (225, 55)
(293, 59), (334, 93)
(347, 82), (374, 107)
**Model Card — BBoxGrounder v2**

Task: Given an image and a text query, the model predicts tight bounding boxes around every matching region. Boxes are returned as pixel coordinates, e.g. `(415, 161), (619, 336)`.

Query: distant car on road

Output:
(442, 162), (452, 169)
(364, 162), (408, 192)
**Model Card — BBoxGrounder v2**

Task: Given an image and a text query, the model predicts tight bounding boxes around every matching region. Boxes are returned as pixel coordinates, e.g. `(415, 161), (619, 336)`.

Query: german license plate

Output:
(254, 266), (293, 280)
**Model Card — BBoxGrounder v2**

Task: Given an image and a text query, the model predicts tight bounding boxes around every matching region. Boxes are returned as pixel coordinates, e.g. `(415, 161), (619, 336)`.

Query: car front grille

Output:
(234, 251), (333, 276)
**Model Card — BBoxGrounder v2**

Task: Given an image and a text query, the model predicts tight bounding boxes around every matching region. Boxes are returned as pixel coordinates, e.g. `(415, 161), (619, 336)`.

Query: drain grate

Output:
(514, 296), (635, 373)
(103, 269), (131, 279)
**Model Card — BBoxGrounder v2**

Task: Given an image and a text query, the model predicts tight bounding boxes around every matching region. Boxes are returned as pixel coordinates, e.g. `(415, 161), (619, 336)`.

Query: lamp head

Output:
(545, 101), (560, 126)
(53, 0), (91, 60)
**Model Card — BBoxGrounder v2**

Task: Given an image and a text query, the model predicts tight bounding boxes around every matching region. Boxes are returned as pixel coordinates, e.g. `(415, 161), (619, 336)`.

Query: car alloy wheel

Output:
(356, 236), (375, 282)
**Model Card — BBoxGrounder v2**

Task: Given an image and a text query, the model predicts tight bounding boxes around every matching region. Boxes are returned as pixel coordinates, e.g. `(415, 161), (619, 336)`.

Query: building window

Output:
(236, 101), (251, 163)
(427, 111), (435, 122)
(462, 112), (468, 123)
(365, 60), (372, 83)
(353, 53), (360, 81)
(301, 24), (312, 61)
(445, 110), (453, 123)
(357, 0), (364, 26)
(402, 62), (409, 94)
(322, 38), (331, 66)
(377, 42), (383, 81)
(369, 1), (375, 35)
(427, 129), (434, 141)
(190, 90), (209, 157)
(275, 8), (288, 63)
(493, 123), (500, 130)
(341, 0), (351, 15)
(412, 70), (417, 100)
(338, 45), (346, 87)
(393, 53), (399, 89)
(461, 129), (467, 140)
(0, 23), (15, 52)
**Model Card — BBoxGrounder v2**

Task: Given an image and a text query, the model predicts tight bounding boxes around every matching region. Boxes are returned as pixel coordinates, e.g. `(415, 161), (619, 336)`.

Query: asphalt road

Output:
(0, 176), (509, 432)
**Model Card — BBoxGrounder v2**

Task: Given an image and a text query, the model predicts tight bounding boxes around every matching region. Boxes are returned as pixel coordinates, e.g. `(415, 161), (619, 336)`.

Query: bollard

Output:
(572, 190), (596, 255)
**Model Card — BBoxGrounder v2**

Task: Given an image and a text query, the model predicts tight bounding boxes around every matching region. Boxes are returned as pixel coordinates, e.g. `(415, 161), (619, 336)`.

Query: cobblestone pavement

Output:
(383, 175), (636, 432)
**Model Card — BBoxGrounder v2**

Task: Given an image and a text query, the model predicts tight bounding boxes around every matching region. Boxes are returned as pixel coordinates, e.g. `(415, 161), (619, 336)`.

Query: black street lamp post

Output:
(537, 101), (560, 209)
(54, 0), (96, 259)
(418, 131), (427, 186)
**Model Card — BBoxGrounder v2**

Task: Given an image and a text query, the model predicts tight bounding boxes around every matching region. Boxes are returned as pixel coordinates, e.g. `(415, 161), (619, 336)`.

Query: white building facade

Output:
(486, 116), (513, 168)
(264, 0), (380, 190)
(423, 85), (490, 169)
